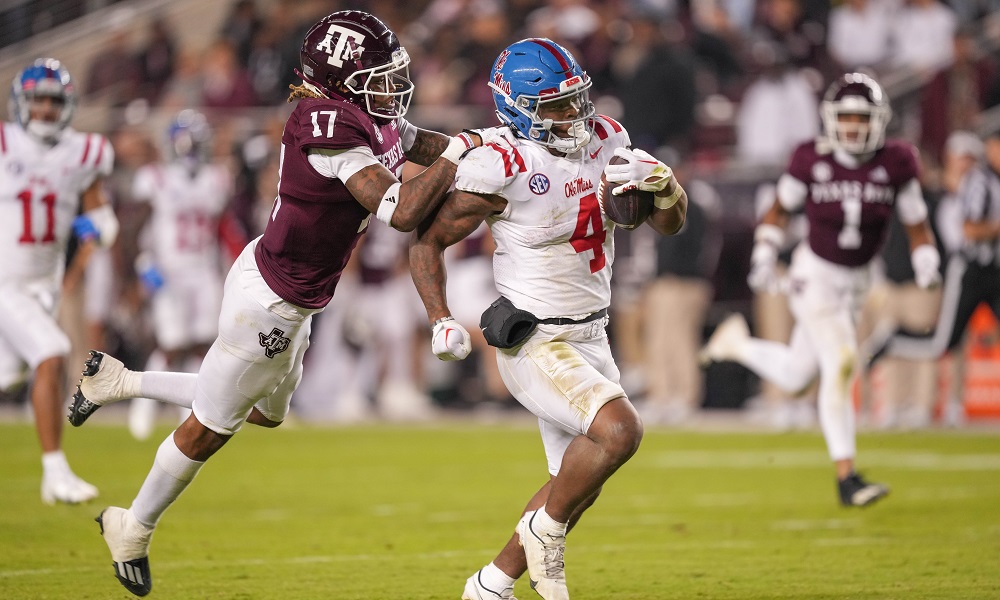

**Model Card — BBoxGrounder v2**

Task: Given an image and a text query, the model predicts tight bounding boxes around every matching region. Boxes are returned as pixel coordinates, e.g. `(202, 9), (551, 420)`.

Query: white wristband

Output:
(440, 136), (471, 165)
(376, 182), (401, 226)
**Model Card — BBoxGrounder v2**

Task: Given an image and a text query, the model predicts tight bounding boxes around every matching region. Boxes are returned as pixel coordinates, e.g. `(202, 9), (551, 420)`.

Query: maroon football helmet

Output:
(297, 10), (413, 120)
(821, 72), (891, 155)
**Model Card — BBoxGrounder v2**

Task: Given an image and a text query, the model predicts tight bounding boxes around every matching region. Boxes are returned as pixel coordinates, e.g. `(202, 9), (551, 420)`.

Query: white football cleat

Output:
(41, 471), (99, 505)
(69, 351), (141, 427)
(462, 569), (518, 599)
(516, 511), (569, 600)
(699, 313), (750, 366)
(96, 507), (155, 597)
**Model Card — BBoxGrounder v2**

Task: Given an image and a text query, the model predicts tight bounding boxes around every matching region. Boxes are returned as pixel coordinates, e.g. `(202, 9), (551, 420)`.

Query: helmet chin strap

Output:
(26, 120), (63, 145)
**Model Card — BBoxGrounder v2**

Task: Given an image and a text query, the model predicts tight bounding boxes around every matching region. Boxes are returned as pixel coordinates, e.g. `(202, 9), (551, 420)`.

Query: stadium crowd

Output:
(3, 0), (1000, 429)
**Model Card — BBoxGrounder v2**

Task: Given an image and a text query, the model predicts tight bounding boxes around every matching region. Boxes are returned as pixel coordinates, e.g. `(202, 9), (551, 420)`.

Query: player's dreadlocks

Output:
(287, 83), (321, 102)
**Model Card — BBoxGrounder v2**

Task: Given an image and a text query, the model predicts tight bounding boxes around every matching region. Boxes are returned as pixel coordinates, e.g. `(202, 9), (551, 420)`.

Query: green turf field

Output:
(2, 420), (998, 599)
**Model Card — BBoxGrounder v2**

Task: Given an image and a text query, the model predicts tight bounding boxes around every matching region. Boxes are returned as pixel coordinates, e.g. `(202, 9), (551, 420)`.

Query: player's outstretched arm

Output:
(344, 129), (495, 232)
(404, 128), (452, 166)
(404, 126), (512, 166)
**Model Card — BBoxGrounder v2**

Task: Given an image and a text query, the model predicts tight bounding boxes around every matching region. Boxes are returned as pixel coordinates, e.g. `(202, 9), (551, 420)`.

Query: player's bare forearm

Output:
(410, 190), (505, 321)
(761, 196), (791, 229)
(346, 162), (456, 232)
(647, 179), (688, 235)
(409, 238), (451, 321)
(63, 239), (96, 294)
(395, 159), (460, 230)
(405, 129), (451, 166)
(905, 220), (936, 250)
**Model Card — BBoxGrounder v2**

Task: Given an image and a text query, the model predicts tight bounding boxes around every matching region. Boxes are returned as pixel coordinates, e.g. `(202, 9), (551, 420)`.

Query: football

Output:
(598, 155), (655, 230)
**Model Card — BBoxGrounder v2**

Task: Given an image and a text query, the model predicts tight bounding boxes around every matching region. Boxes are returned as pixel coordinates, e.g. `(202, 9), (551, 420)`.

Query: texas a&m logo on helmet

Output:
(297, 10), (413, 121)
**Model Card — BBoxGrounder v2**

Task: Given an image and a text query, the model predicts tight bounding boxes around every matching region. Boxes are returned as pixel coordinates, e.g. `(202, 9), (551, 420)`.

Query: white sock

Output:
(533, 505), (568, 537)
(139, 372), (197, 408)
(41, 450), (69, 476)
(479, 561), (517, 592)
(130, 433), (204, 528)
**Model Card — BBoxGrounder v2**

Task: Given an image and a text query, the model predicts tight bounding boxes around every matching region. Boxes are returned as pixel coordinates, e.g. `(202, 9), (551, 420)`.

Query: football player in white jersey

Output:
(1, 59), (118, 504)
(409, 39), (687, 600)
(126, 110), (235, 440)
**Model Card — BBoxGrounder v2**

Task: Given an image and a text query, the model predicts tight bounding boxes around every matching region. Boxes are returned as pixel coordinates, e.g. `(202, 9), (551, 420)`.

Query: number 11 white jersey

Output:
(0, 122), (113, 288)
(454, 116), (631, 319)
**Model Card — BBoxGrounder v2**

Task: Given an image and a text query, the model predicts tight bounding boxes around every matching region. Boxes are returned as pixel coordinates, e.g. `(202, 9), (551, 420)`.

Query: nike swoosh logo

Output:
(589, 146), (602, 159)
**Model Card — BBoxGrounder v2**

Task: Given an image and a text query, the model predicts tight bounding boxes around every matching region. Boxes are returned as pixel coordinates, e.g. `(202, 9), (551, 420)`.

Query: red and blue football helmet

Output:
(9, 58), (77, 143)
(297, 10), (413, 120)
(489, 38), (595, 154)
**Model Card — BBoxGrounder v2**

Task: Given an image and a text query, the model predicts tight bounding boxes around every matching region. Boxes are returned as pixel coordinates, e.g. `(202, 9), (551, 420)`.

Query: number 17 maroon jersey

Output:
(255, 97), (406, 309)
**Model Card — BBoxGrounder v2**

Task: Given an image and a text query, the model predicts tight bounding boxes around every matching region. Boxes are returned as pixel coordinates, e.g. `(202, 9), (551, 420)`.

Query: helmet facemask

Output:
(9, 59), (77, 145)
(822, 95), (889, 155)
(342, 47), (413, 120)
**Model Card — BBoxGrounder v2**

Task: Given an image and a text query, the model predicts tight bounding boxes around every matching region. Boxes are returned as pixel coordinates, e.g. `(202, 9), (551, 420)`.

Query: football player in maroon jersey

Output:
(67, 10), (502, 596)
(701, 73), (941, 507)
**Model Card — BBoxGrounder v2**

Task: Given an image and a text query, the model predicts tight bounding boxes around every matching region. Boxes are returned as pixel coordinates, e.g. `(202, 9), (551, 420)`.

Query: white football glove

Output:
(431, 317), (472, 361)
(603, 147), (673, 195)
(747, 243), (780, 293)
(911, 244), (941, 289)
(457, 126), (515, 149)
(747, 223), (785, 293)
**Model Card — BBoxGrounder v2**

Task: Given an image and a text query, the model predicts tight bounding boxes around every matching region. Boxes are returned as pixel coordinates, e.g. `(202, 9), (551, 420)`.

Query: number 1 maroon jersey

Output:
(255, 97), (406, 309)
(786, 139), (921, 268)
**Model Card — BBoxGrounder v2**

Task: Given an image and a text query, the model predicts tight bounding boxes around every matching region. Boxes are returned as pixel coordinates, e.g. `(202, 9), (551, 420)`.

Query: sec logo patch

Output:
(529, 173), (550, 195)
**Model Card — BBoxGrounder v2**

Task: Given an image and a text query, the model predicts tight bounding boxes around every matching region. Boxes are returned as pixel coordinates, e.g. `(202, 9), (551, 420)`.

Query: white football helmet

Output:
(821, 72), (891, 155)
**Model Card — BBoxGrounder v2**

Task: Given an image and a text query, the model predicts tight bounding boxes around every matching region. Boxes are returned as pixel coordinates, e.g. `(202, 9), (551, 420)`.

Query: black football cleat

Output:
(96, 508), (154, 597)
(838, 472), (890, 507)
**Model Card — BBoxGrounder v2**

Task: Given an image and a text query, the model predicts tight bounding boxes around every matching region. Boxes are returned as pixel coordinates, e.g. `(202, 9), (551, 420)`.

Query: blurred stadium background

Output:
(1, 0), (1000, 429)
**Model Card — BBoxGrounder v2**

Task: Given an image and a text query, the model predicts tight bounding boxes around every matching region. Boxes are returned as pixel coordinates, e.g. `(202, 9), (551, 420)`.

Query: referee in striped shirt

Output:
(884, 129), (1000, 361)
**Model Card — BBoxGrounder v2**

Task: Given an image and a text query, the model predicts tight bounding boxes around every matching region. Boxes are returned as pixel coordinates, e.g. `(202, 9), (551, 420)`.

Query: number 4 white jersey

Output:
(454, 116), (631, 319)
(0, 123), (113, 287)
(132, 162), (232, 274)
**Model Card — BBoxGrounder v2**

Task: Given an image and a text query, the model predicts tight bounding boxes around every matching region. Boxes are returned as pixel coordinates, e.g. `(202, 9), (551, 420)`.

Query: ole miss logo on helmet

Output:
(314, 24), (366, 68)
